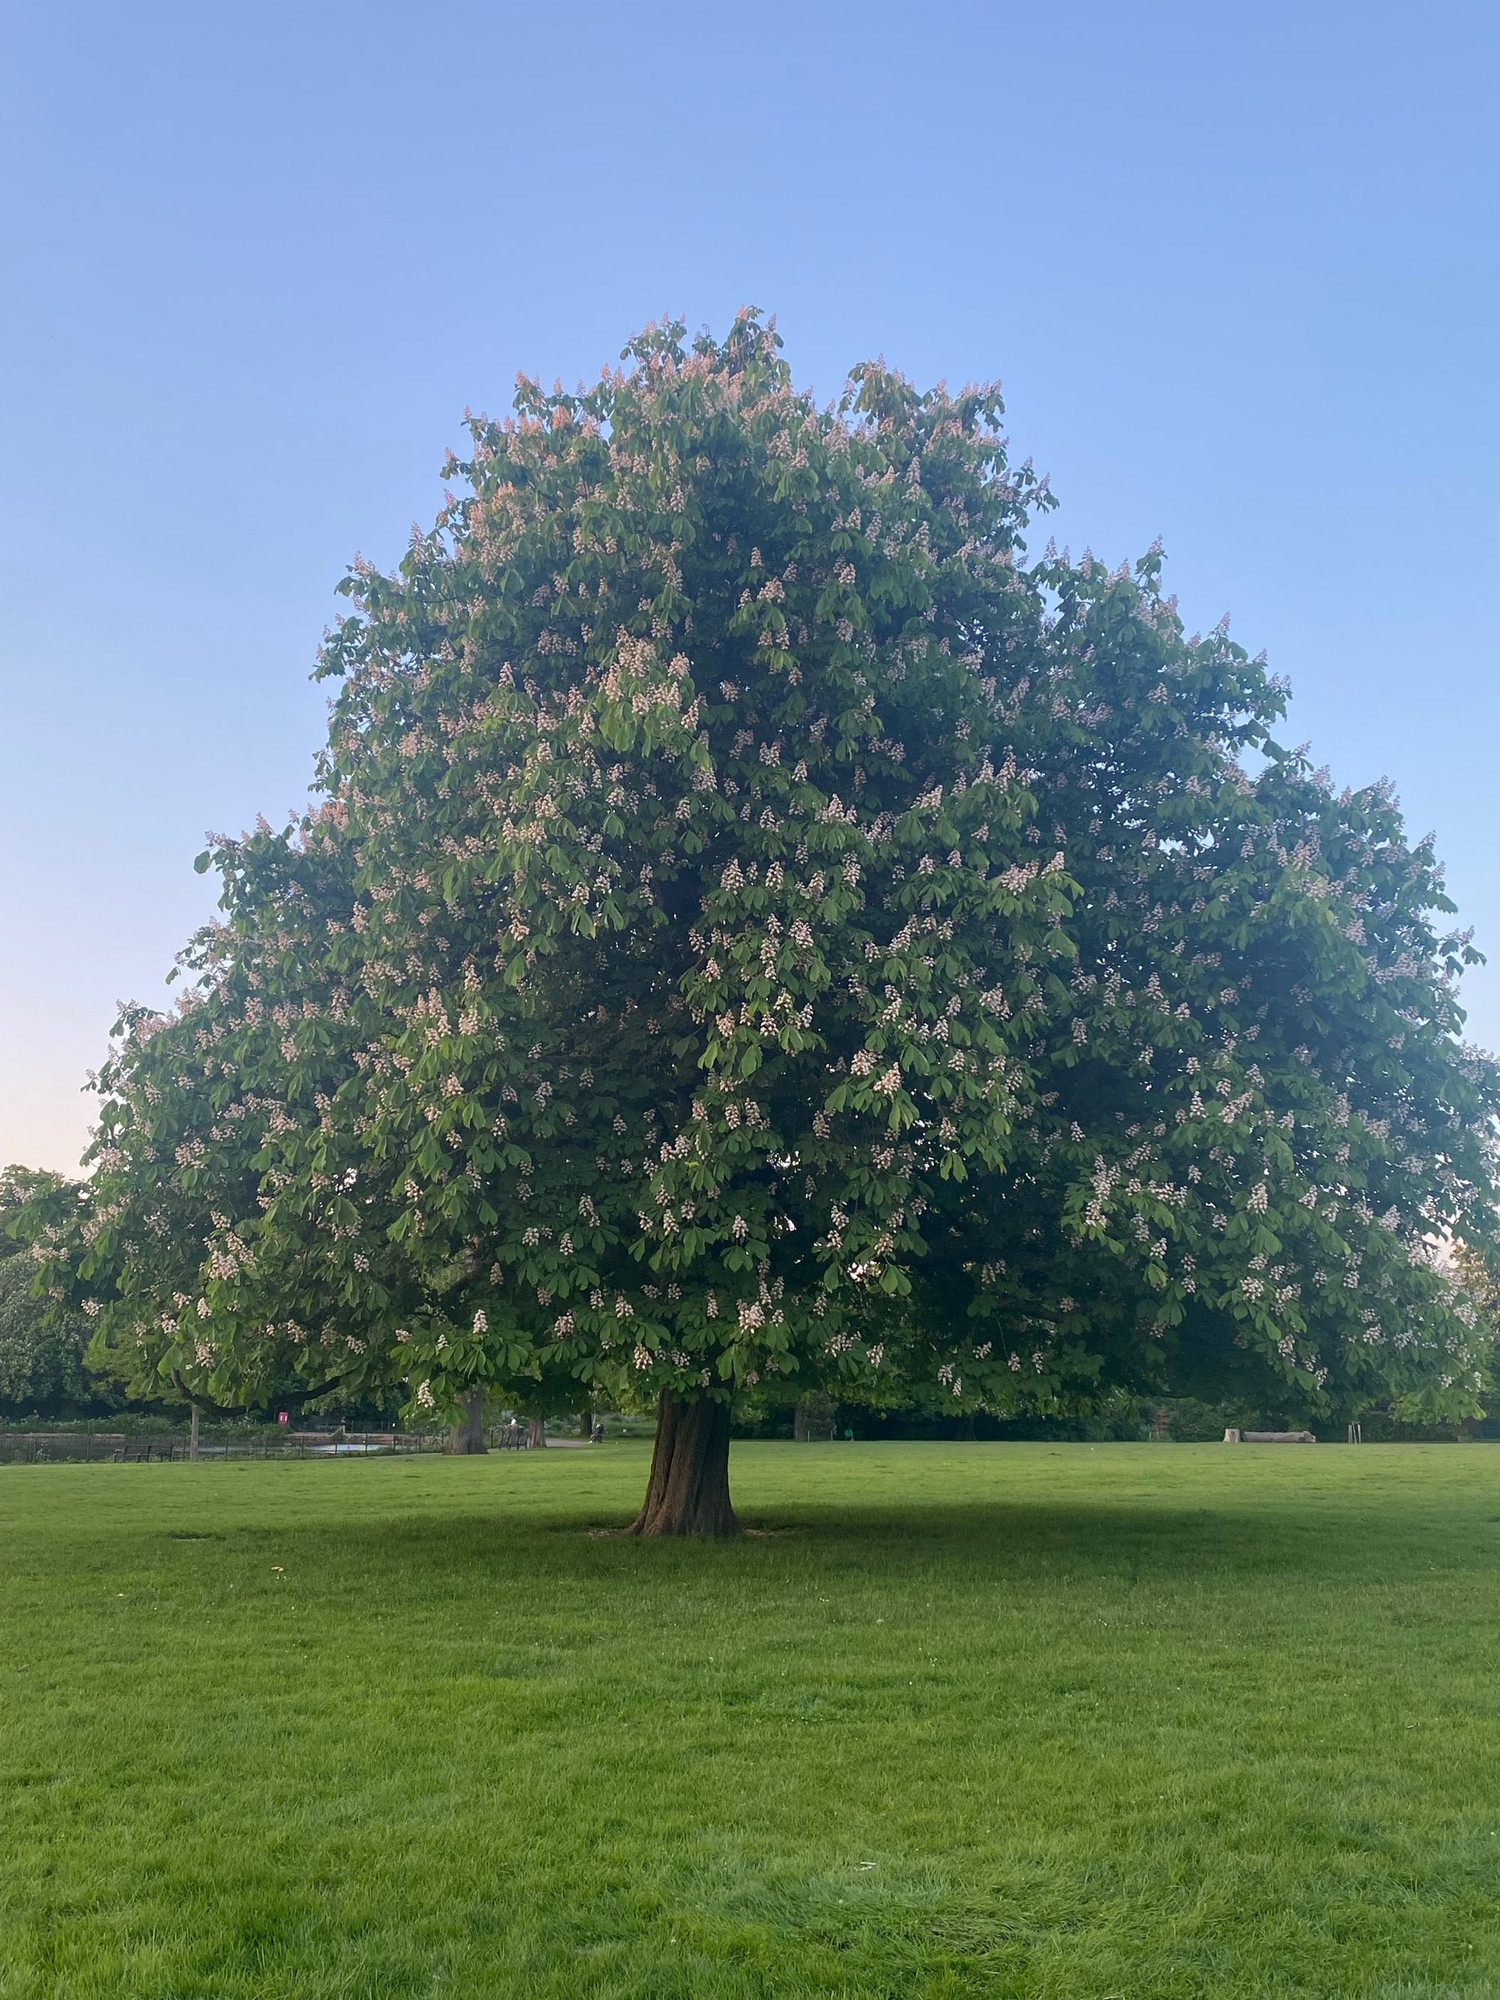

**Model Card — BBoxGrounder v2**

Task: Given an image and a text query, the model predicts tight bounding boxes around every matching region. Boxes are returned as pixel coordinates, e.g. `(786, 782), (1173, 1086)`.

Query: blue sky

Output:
(2, 0), (1496, 1173)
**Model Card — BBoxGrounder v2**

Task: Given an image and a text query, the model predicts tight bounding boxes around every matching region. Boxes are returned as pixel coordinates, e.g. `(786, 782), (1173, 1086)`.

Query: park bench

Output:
(1222, 1428), (1316, 1443)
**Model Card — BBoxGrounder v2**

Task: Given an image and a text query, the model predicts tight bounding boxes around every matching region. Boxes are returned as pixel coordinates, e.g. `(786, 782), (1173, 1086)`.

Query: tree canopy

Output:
(28, 313), (1499, 1529)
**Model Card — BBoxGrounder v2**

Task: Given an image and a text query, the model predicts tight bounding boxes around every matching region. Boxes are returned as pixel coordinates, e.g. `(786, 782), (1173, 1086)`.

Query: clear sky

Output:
(2, 0), (1496, 1174)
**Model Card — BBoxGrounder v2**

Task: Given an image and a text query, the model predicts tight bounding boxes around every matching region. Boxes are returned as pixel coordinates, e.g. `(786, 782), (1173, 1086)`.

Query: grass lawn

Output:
(4, 1442), (1500, 1999)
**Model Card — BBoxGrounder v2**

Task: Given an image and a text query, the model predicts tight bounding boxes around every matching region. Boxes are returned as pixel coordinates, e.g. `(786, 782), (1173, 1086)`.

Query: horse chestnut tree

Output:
(36, 313), (1499, 1532)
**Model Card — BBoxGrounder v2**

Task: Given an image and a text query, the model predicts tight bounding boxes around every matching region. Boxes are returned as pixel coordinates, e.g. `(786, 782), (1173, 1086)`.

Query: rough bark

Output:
(579, 1405), (593, 1440)
(526, 1415), (547, 1450)
(446, 1389), (488, 1454)
(628, 1390), (739, 1537)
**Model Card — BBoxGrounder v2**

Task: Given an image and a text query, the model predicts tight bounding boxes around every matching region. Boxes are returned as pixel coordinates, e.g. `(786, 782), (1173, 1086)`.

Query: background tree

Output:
(1452, 1241), (1500, 1428)
(27, 313), (1499, 1532)
(0, 1169), (103, 1417)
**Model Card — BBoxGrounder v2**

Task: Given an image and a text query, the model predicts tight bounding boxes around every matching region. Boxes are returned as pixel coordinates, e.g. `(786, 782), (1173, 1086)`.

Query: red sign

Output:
(277, 1411), (289, 1425)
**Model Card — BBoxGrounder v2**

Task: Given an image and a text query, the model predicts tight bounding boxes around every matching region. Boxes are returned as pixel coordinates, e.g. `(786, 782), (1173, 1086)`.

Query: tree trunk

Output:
(189, 1404), (200, 1461)
(579, 1405), (593, 1440)
(526, 1415), (547, 1450)
(447, 1389), (488, 1454)
(793, 1391), (834, 1442)
(628, 1390), (739, 1537)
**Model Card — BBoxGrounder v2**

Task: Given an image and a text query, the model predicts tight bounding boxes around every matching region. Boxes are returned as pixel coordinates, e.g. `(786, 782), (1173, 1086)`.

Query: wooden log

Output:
(1241, 1430), (1317, 1443)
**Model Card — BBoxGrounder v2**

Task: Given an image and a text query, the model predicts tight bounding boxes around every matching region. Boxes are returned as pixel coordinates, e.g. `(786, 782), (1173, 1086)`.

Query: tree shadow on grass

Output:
(246, 1490), (1469, 1598)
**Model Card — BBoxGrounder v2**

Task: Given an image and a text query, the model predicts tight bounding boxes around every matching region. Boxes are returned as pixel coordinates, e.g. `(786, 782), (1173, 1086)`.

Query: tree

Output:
(1452, 1241), (1500, 1425)
(0, 1253), (98, 1416)
(27, 313), (1499, 1532)
(0, 1170), (101, 1416)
